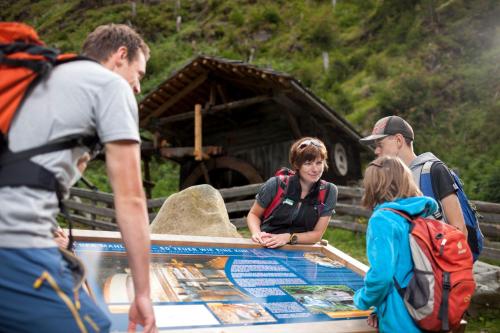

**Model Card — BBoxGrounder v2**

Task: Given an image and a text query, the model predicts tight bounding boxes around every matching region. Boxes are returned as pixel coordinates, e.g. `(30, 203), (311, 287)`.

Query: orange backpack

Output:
(0, 22), (79, 139)
(0, 22), (95, 249)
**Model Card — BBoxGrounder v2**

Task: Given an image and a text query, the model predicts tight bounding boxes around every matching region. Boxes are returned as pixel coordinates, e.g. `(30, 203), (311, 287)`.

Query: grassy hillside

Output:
(2, 0), (499, 201)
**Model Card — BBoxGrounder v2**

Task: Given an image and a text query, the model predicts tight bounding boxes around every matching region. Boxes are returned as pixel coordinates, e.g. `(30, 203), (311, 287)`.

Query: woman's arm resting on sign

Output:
(262, 215), (330, 248)
(247, 201), (272, 245)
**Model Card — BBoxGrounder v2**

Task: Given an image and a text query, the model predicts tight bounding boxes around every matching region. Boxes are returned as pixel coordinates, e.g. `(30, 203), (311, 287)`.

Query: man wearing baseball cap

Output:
(360, 115), (467, 237)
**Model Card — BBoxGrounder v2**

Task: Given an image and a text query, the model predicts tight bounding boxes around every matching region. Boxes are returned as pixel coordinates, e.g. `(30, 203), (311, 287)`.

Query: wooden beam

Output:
(159, 146), (223, 159)
(68, 214), (118, 231)
(200, 161), (211, 183)
(481, 212), (500, 224)
(209, 83), (216, 105)
(69, 188), (115, 204)
(157, 95), (273, 125)
(194, 104), (203, 161)
(63, 200), (116, 218)
(140, 72), (208, 126)
(473, 200), (500, 214)
(216, 83), (228, 104)
(210, 94), (272, 112)
(481, 223), (500, 238)
(219, 183), (263, 199)
(284, 109), (302, 139)
(272, 94), (303, 139)
(214, 74), (274, 92)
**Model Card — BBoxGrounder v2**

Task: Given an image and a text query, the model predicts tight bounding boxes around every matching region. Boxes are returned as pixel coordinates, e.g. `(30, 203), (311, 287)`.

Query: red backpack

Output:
(384, 208), (475, 332)
(263, 167), (329, 220)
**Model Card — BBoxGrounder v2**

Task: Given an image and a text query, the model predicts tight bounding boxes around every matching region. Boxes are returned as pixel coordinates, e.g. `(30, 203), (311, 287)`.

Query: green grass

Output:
(466, 308), (500, 333)
(323, 228), (368, 264)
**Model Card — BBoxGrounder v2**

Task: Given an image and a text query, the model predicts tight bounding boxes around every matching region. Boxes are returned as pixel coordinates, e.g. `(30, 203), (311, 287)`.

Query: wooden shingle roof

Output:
(139, 55), (362, 141)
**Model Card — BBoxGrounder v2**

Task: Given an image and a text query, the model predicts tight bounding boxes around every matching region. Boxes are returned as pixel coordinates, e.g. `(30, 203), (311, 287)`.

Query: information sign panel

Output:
(73, 230), (374, 333)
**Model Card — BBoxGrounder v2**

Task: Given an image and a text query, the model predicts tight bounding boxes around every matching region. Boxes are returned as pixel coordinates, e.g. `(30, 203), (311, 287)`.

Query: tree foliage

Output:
(3, 0), (499, 201)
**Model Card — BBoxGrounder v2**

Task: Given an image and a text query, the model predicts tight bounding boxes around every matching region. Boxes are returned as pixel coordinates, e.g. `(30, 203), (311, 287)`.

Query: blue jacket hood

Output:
(375, 196), (438, 217)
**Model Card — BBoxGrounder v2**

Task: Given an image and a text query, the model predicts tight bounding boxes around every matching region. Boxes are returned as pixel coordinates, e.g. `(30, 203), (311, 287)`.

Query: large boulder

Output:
(150, 184), (241, 238)
(469, 260), (500, 314)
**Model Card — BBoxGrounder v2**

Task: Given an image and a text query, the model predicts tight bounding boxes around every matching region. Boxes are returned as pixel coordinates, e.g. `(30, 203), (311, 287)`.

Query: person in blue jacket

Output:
(353, 156), (438, 332)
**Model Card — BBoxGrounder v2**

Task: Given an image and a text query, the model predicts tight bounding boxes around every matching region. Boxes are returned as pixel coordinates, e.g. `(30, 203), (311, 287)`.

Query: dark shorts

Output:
(0, 247), (110, 333)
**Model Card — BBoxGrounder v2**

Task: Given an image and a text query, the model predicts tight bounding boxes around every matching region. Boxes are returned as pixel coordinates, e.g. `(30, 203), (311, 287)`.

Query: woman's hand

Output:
(261, 233), (290, 248)
(367, 313), (378, 329)
(251, 231), (271, 245)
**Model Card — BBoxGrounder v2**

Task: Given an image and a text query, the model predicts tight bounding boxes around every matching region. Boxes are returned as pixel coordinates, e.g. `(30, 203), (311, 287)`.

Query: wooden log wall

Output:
(64, 185), (500, 261)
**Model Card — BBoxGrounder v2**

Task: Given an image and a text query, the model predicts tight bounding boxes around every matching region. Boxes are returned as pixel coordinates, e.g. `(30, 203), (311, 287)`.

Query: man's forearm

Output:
(115, 195), (151, 297)
(442, 194), (468, 237)
(105, 141), (152, 299)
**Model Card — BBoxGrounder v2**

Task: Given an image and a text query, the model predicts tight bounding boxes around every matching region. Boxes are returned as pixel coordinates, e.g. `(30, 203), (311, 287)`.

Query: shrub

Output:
(307, 18), (336, 50)
(324, 58), (350, 88)
(229, 9), (245, 26)
(263, 7), (280, 24)
(329, 84), (354, 115)
(366, 55), (389, 79)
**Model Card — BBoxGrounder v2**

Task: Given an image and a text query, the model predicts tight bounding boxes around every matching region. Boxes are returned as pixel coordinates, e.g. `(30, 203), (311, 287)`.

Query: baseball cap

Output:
(359, 116), (414, 144)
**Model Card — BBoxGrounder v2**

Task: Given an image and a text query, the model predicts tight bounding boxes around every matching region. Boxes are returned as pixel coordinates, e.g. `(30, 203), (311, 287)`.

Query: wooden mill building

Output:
(139, 56), (366, 190)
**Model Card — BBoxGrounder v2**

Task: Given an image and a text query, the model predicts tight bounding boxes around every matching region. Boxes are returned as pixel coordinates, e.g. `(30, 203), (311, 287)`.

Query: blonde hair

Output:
(362, 156), (421, 209)
(289, 137), (328, 171)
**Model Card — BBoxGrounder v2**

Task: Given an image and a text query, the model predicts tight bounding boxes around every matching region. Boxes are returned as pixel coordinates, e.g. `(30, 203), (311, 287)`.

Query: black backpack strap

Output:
(56, 188), (75, 251)
(0, 138), (82, 165)
(1, 135), (99, 163)
(392, 277), (406, 298)
(0, 158), (60, 191)
(427, 161), (447, 221)
(0, 42), (59, 74)
(0, 136), (99, 251)
(439, 272), (451, 331)
(0, 42), (59, 59)
(55, 55), (93, 65)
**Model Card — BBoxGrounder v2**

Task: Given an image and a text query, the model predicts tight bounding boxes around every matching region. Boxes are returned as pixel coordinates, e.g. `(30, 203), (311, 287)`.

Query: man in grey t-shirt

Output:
(0, 24), (156, 333)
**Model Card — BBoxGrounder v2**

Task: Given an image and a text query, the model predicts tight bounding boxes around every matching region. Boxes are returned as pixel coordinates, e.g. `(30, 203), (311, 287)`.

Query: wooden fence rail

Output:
(64, 184), (500, 261)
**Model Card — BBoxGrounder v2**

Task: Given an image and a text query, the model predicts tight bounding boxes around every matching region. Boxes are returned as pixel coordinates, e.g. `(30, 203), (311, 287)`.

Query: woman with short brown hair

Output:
(354, 156), (437, 332)
(247, 137), (338, 248)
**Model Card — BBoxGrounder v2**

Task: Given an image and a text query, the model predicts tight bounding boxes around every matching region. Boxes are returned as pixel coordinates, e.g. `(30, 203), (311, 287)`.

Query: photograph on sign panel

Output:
(282, 285), (372, 318)
(88, 252), (249, 303)
(207, 303), (276, 324)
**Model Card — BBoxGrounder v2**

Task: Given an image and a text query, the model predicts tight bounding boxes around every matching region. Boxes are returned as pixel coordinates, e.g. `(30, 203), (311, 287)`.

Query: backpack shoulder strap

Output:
(0, 137), (88, 166)
(419, 160), (436, 197)
(381, 207), (413, 223)
(263, 175), (289, 220)
(317, 180), (329, 204)
(56, 54), (94, 65)
(316, 180), (330, 215)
